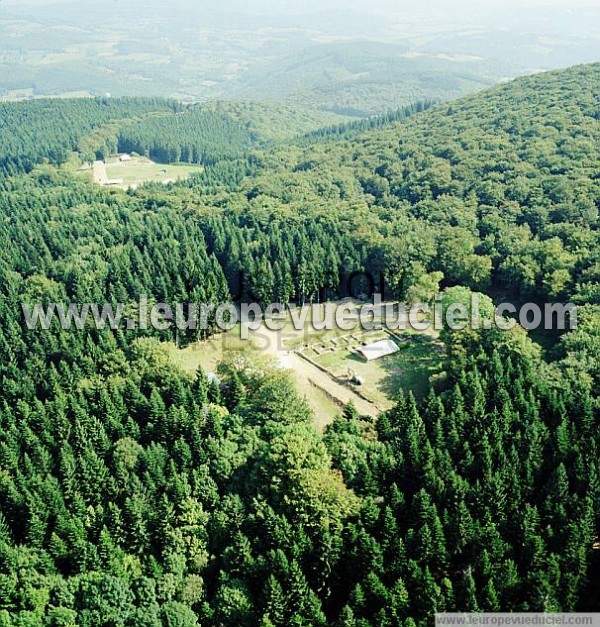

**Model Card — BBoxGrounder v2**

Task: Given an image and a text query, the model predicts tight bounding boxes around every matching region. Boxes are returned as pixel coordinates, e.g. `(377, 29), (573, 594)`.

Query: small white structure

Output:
(356, 339), (399, 362)
(119, 153), (132, 162)
(347, 367), (365, 386)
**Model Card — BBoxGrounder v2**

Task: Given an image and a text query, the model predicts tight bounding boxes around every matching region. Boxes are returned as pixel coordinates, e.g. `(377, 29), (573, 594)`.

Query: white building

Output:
(356, 339), (399, 362)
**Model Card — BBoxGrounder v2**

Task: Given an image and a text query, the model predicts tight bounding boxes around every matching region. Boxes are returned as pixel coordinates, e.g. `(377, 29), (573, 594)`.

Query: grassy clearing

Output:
(165, 328), (343, 425)
(309, 331), (443, 408)
(104, 156), (201, 188)
(275, 304), (363, 350)
(165, 327), (251, 375)
(77, 155), (202, 188)
(164, 305), (442, 421)
(293, 377), (345, 430)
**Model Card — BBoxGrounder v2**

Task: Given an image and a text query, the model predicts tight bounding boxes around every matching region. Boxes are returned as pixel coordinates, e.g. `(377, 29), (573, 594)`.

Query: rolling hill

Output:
(0, 63), (599, 625)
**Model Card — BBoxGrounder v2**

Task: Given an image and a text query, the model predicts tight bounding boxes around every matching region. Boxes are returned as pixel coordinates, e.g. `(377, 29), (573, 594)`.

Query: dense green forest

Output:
(116, 109), (254, 166)
(227, 42), (495, 117)
(0, 98), (346, 175)
(0, 63), (599, 625)
(0, 98), (176, 174)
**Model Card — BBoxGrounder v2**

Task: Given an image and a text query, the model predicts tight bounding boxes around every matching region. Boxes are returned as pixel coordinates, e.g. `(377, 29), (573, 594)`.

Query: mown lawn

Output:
(104, 156), (201, 187)
(311, 332), (443, 408)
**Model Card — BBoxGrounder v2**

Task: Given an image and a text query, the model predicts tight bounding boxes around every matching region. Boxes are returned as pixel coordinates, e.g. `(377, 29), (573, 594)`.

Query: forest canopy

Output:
(0, 63), (599, 626)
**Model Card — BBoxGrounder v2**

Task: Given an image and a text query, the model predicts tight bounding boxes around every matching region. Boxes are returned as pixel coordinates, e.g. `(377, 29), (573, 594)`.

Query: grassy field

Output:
(0, 89), (94, 102)
(103, 156), (202, 188)
(165, 328), (251, 376)
(308, 331), (443, 408)
(164, 304), (444, 423)
(165, 328), (344, 424)
(78, 155), (202, 189)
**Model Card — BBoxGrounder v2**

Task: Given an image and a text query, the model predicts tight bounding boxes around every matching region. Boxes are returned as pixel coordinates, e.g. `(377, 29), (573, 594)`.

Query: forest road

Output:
(241, 316), (381, 423)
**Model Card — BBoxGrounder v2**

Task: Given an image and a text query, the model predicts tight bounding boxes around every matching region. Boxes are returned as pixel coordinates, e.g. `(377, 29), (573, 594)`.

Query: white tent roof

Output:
(356, 339), (399, 362)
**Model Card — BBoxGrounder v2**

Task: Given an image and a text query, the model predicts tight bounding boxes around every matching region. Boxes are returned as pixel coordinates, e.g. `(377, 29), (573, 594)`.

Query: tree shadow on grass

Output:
(377, 335), (443, 401)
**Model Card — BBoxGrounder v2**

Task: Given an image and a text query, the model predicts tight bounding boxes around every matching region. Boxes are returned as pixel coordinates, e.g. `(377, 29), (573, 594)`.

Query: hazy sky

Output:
(263, 0), (600, 10)
(3, 0), (599, 40)
(4, 0), (600, 8)
(1, 0), (597, 100)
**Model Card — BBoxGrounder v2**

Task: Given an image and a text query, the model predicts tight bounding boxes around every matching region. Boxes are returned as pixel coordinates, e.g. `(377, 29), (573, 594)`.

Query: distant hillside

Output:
(227, 41), (496, 116)
(0, 97), (349, 173)
(0, 97), (176, 173)
(201, 101), (350, 143)
(199, 63), (600, 302)
(1, 62), (600, 625)
(3, 2), (599, 112)
(237, 62), (600, 217)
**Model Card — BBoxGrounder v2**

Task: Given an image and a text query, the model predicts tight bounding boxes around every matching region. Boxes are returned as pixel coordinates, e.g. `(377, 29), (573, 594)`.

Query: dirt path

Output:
(242, 318), (381, 422)
(93, 160), (108, 184)
(290, 352), (380, 419)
